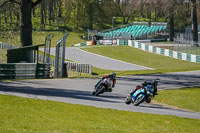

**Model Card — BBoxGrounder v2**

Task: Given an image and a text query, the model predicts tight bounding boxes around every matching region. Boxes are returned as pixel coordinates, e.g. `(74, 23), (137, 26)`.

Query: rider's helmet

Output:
(110, 72), (116, 80)
(142, 81), (148, 86)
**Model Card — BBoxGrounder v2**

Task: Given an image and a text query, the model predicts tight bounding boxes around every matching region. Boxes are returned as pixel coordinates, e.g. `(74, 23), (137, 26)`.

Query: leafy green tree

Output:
(0, 0), (43, 47)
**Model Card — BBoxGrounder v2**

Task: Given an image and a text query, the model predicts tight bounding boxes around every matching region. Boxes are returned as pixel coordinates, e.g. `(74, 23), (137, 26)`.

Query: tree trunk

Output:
(32, 7), (36, 17)
(123, 16), (125, 24)
(147, 11), (151, 21)
(169, 3), (174, 42)
(9, 11), (12, 26)
(48, 0), (53, 25)
(126, 17), (130, 24)
(40, 0), (45, 29)
(4, 10), (7, 24)
(154, 7), (157, 22)
(169, 13), (174, 41)
(88, 3), (94, 30)
(16, 11), (20, 27)
(20, 0), (32, 47)
(0, 13), (1, 28)
(20, 0), (33, 62)
(9, 4), (13, 26)
(191, 0), (198, 45)
(58, 0), (62, 18)
(52, 1), (55, 22)
(76, 2), (80, 30)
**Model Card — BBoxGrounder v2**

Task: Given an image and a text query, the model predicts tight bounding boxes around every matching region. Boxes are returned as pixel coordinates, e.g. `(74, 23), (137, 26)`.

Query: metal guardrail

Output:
(0, 42), (18, 49)
(36, 63), (51, 79)
(0, 42), (17, 63)
(38, 54), (93, 75)
(65, 61), (92, 74)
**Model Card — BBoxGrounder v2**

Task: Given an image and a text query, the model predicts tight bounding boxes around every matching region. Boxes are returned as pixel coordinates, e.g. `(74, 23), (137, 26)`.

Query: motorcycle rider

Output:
(96, 72), (116, 92)
(130, 80), (158, 97)
(108, 72), (116, 92)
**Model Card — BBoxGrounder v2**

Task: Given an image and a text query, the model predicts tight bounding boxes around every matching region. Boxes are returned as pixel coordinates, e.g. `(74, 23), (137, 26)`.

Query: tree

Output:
(0, 0), (43, 47)
(40, 0), (45, 29)
(168, 0), (175, 41)
(191, 0), (198, 44)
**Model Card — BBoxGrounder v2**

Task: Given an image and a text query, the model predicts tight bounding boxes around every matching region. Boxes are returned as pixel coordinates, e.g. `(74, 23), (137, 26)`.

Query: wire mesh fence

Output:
(43, 34), (54, 64)
(54, 33), (68, 78)
(173, 38), (200, 55)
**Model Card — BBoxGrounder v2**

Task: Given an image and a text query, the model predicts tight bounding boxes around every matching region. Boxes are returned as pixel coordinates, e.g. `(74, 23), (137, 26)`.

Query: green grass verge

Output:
(0, 31), (85, 47)
(0, 49), (7, 63)
(82, 46), (200, 75)
(0, 49), (6, 58)
(154, 87), (200, 112)
(0, 95), (199, 133)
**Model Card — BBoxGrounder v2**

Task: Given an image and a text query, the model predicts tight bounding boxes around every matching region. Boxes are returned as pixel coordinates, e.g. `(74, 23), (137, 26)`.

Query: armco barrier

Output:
(0, 63), (50, 79)
(0, 42), (18, 49)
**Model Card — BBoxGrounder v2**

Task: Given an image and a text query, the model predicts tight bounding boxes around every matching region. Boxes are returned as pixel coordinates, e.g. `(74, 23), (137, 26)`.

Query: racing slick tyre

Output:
(125, 96), (132, 105)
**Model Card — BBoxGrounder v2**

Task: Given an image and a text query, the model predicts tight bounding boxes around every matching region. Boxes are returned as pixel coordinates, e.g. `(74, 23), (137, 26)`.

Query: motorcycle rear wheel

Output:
(146, 96), (151, 103)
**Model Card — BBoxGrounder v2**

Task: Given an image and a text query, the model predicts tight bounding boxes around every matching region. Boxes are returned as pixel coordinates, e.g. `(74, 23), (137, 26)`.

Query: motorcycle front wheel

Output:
(133, 94), (145, 106)
(92, 91), (96, 95)
(125, 96), (132, 105)
(93, 85), (104, 96)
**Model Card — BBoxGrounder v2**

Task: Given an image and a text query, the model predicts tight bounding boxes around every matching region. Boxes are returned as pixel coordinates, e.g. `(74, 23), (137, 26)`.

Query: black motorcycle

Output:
(92, 78), (113, 96)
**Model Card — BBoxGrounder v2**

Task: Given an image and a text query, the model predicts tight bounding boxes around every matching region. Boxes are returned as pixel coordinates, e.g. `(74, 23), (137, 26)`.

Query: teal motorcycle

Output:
(125, 79), (159, 106)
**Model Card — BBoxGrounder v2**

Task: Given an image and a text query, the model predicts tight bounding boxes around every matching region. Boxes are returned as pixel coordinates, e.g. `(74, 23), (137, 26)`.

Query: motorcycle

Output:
(125, 79), (159, 106)
(92, 78), (113, 96)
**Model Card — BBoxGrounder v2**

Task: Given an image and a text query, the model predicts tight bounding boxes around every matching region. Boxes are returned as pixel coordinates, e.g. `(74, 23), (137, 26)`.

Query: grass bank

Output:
(154, 87), (200, 112)
(0, 49), (7, 63)
(82, 46), (200, 75)
(0, 95), (199, 133)
(0, 31), (85, 47)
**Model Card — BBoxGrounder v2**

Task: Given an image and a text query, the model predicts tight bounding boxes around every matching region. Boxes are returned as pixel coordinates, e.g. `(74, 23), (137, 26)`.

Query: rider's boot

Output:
(108, 88), (112, 92)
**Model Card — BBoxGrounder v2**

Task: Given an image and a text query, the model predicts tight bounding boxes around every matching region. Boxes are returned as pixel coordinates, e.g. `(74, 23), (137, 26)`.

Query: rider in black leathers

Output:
(96, 73), (116, 92)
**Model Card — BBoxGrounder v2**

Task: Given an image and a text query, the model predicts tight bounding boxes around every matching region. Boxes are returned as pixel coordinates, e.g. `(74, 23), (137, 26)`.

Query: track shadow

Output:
(97, 93), (126, 100)
(117, 73), (200, 89)
(0, 83), (120, 103)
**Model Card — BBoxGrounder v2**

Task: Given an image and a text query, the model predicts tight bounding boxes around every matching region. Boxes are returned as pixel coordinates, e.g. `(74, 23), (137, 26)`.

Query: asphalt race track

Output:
(50, 47), (153, 71)
(1, 71), (200, 119)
